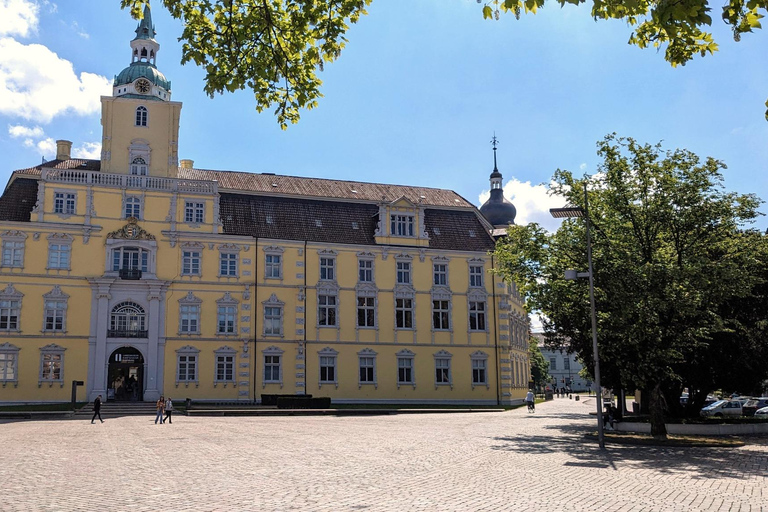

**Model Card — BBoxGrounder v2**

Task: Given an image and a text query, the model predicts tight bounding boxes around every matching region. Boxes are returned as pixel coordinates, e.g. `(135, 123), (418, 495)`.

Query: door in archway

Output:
(108, 347), (145, 402)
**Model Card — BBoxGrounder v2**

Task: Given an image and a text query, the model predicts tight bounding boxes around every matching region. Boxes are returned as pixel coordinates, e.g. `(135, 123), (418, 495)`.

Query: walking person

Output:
(526, 390), (535, 413)
(164, 397), (174, 424)
(91, 395), (104, 424)
(155, 395), (165, 424)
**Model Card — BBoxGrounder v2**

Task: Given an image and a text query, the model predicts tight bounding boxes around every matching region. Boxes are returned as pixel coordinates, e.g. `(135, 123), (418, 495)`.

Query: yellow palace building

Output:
(0, 7), (530, 406)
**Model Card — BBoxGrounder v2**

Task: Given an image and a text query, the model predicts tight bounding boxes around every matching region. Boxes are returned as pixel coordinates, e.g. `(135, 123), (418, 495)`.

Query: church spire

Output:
(134, 3), (156, 41)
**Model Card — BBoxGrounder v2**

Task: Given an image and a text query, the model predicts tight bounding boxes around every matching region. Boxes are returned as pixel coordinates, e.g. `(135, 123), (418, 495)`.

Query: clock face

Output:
(135, 78), (151, 94)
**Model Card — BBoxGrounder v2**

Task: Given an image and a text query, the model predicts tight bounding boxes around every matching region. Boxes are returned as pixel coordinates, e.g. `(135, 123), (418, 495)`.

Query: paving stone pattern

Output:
(1, 398), (766, 511)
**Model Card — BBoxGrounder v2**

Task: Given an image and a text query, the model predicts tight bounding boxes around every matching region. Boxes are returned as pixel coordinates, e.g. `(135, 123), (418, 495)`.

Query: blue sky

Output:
(1, 0), (767, 231)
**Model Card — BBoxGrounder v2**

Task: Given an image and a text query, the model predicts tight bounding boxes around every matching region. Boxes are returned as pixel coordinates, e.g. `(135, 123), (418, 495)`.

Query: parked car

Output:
(755, 406), (768, 416)
(700, 400), (745, 418)
(743, 398), (768, 416)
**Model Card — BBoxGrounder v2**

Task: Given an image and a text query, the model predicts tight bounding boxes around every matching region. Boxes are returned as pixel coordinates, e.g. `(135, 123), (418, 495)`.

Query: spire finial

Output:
(490, 133), (499, 171)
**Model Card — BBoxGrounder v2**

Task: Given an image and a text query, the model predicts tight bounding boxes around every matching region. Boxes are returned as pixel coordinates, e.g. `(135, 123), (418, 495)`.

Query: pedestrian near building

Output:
(526, 390), (535, 413)
(91, 395), (104, 424)
(155, 396), (165, 424)
(164, 397), (174, 424)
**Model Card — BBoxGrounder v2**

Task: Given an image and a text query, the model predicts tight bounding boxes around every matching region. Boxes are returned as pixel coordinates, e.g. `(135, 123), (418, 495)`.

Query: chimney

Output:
(180, 159), (194, 169)
(56, 140), (72, 160)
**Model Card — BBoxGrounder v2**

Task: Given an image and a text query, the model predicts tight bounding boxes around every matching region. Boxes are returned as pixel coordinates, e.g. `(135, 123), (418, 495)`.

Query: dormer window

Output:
(135, 106), (148, 126)
(130, 157), (148, 175)
(390, 214), (414, 237)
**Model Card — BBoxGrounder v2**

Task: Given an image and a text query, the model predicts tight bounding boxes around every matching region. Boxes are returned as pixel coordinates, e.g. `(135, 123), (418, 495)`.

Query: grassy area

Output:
(585, 432), (745, 447)
(0, 403), (85, 412)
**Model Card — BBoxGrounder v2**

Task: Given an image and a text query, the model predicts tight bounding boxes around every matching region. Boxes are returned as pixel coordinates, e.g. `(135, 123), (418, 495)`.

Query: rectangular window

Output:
(41, 353), (62, 381)
(2, 241), (24, 267)
(184, 201), (204, 224)
(264, 306), (282, 335)
(219, 252), (238, 277)
(398, 357), (413, 384)
(265, 254), (282, 278)
(54, 192), (76, 215)
(433, 263), (447, 286)
(359, 356), (375, 383)
(358, 259), (373, 282)
(469, 265), (484, 288)
(472, 359), (487, 385)
(319, 356), (336, 383)
(48, 244), (71, 269)
(264, 355), (281, 382)
(179, 304), (200, 333)
(124, 198), (141, 219)
(217, 305), (236, 334)
(318, 295), (337, 326)
(390, 214), (414, 237)
(0, 300), (20, 331)
(396, 261), (411, 284)
(435, 358), (451, 384)
(549, 357), (557, 370)
(469, 301), (486, 331)
(357, 296), (375, 328)
(113, 248), (148, 272)
(216, 355), (234, 382)
(44, 300), (66, 331)
(0, 352), (17, 381)
(182, 251), (201, 276)
(563, 357), (571, 370)
(395, 298), (413, 329)
(319, 257), (335, 281)
(432, 300), (450, 330)
(177, 355), (197, 382)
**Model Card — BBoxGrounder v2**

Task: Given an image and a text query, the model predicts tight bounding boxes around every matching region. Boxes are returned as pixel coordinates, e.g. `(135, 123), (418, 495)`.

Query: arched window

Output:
(130, 157), (148, 175)
(140, 48), (148, 59)
(109, 302), (147, 338)
(135, 106), (148, 127)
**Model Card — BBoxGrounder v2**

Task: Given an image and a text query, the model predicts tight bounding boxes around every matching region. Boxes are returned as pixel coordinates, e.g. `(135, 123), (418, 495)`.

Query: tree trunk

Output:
(649, 383), (668, 439)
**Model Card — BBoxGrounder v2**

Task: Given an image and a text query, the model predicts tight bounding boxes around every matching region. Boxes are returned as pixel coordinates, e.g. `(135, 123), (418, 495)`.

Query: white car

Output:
(699, 400), (744, 418)
(755, 406), (768, 416)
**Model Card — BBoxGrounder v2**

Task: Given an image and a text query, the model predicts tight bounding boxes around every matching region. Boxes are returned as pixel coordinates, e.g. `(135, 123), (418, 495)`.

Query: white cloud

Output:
(8, 123), (43, 138)
(72, 141), (101, 159)
(0, 37), (112, 123)
(0, 0), (39, 38)
(479, 178), (568, 232)
(34, 136), (54, 156)
(579, 163), (587, 171)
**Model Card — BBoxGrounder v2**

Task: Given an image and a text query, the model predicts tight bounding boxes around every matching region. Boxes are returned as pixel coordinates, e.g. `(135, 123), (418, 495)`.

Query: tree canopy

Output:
(122, 0), (767, 128)
(494, 134), (768, 437)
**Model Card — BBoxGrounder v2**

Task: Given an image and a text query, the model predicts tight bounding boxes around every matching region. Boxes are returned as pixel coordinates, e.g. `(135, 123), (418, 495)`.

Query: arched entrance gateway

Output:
(107, 347), (145, 401)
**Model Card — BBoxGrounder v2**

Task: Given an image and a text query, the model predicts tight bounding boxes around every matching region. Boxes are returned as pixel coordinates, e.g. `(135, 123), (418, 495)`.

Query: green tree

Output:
(122, 0), (767, 127)
(494, 134), (767, 438)
(529, 337), (551, 391)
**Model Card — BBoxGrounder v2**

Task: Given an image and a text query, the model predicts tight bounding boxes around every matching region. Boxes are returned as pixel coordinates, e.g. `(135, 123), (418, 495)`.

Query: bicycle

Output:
(527, 401), (535, 413)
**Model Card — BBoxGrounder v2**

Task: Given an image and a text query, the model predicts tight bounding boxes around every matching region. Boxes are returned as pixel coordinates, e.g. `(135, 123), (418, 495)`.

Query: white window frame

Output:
(53, 191), (76, 216)
(1, 231), (26, 268)
(130, 157), (148, 176)
(395, 297), (414, 330)
(178, 292), (202, 335)
(468, 300), (487, 332)
(471, 351), (489, 388)
(0, 284), (22, 332)
(262, 345), (284, 387)
(219, 250), (239, 277)
(264, 249), (283, 279)
(0, 342), (20, 385)
(432, 299), (451, 331)
(396, 260), (411, 284)
(356, 294), (376, 328)
(42, 286), (69, 333)
(175, 345), (199, 386)
(317, 292), (337, 327)
(111, 245), (150, 272)
(214, 346), (237, 385)
(124, 196), (142, 219)
(135, 105), (148, 127)
(318, 347), (338, 388)
(184, 200), (205, 224)
(357, 348), (377, 388)
(182, 249), (202, 276)
(396, 349), (416, 389)
(358, 255), (374, 283)
(39, 344), (65, 385)
(434, 350), (453, 388)
(215, 292), (239, 336)
(433, 262), (448, 286)
(262, 293), (284, 337)
(47, 234), (73, 270)
(390, 214), (415, 237)
(469, 262), (485, 288)
(319, 256), (336, 281)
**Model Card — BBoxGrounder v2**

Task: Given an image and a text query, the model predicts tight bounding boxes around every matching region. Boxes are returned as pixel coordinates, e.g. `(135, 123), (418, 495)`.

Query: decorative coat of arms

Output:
(106, 218), (156, 240)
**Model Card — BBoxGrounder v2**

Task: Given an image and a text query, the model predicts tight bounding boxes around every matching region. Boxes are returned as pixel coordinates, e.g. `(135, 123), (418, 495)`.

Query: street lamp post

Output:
(550, 183), (605, 450)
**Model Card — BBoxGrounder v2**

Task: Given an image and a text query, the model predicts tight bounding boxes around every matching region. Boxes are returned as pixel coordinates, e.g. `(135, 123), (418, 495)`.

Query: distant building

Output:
(532, 333), (589, 392)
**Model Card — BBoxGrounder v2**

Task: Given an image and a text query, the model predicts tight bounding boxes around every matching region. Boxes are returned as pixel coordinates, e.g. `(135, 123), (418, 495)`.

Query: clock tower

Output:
(100, 2), (181, 177)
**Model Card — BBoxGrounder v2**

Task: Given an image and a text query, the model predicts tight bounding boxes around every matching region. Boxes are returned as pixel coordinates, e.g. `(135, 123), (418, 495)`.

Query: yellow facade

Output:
(0, 10), (530, 406)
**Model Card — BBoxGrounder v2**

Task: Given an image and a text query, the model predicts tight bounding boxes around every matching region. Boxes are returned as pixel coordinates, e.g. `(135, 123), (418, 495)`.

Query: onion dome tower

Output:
(112, 2), (172, 101)
(479, 135), (516, 230)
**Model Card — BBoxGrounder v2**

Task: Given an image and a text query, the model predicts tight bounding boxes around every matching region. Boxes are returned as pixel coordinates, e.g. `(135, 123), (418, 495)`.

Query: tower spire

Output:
(491, 133), (499, 171)
(135, 2), (156, 41)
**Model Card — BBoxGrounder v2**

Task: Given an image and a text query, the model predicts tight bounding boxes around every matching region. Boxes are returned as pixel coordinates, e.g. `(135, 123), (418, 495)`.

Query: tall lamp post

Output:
(550, 183), (605, 450)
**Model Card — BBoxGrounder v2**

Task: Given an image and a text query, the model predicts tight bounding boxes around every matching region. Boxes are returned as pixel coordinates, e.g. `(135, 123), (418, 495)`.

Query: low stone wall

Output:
(616, 421), (768, 436)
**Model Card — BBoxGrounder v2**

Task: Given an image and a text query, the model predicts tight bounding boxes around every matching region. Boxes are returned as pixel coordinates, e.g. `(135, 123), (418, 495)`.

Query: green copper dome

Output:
(114, 61), (171, 91)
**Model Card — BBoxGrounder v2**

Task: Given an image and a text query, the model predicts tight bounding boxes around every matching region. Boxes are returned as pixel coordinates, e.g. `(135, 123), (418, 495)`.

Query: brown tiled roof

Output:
(180, 168), (474, 208)
(0, 178), (38, 222)
(220, 193), (495, 251)
(13, 159), (101, 176)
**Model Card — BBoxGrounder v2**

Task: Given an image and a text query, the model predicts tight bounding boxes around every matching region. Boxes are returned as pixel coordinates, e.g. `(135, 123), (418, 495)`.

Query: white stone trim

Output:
(175, 345), (200, 387)
(433, 350), (453, 389)
(357, 348), (378, 389)
(213, 345), (237, 385)
(262, 345), (284, 388)
(41, 285), (69, 333)
(396, 349), (416, 389)
(262, 293), (284, 337)
(318, 347), (338, 389)
(39, 343), (66, 386)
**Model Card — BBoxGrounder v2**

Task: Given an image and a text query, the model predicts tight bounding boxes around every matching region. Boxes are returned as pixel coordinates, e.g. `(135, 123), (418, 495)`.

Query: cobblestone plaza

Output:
(1, 398), (766, 511)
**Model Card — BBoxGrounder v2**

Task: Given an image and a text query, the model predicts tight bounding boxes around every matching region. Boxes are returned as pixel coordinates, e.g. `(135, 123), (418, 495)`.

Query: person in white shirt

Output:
(163, 397), (174, 424)
(526, 390), (535, 412)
